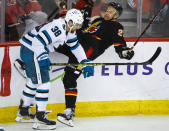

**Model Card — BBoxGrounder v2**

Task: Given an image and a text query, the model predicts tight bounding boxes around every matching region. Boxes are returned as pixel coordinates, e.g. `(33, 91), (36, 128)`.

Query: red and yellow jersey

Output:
(77, 18), (126, 60)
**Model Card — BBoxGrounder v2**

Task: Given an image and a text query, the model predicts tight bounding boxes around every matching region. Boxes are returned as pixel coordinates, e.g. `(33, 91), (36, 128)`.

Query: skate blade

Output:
(0, 127), (4, 131)
(57, 116), (74, 127)
(32, 122), (56, 130)
(15, 116), (34, 123)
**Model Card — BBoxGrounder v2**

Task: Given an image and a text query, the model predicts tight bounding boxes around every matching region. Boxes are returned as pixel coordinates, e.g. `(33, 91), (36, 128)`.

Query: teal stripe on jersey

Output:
(22, 37), (32, 46)
(67, 37), (78, 43)
(70, 42), (80, 50)
(28, 32), (36, 37)
(43, 30), (52, 44)
(35, 35), (46, 46)
(28, 32), (50, 53)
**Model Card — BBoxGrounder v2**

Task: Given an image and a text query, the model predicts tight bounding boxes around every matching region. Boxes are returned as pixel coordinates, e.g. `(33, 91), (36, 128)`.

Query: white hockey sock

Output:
(22, 78), (37, 107)
(35, 82), (50, 111)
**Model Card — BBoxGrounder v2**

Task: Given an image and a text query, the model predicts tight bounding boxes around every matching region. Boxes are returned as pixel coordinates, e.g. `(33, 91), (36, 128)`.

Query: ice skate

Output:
(15, 99), (35, 123)
(32, 111), (56, 130)
(0, 126), (4, 131)
(57, 108), (75, 127)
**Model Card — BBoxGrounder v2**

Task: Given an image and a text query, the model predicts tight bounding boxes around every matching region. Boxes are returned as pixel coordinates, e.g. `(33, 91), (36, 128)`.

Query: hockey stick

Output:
(14, 47), (161, 80)
(8, 23), (21, 28)
(13, 59), (65, 80)
(47, 7), (59, 21)
(50, 46), (161, 66)
(130, 0), (167, 50)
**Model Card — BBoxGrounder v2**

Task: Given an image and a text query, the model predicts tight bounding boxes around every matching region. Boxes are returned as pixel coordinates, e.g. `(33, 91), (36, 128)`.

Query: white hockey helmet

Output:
(65, 8), (84, 26)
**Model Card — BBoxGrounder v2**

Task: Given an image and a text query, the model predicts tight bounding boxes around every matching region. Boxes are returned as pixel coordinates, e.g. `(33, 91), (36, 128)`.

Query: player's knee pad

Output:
(35, 82), (50, 111)
(21, 46), (50, 84)
(28, 65), (50, 84)
(63, 66), (82, 89)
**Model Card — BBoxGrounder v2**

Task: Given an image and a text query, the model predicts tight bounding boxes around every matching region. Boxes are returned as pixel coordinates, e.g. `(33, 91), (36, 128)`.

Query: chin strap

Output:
(65, 20), (73, 33)
(67, 22), (75, 33)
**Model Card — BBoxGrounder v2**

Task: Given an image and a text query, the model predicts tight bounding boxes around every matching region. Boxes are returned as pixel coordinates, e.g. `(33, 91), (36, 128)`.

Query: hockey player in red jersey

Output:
(56, 1), (134, 127)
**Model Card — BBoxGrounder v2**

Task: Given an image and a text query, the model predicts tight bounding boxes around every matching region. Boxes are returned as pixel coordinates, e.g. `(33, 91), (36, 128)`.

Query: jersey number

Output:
(51, 26), (61, 37)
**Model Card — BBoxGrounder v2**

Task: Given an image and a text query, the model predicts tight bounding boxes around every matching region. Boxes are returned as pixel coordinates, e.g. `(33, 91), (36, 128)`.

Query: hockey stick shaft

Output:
(47, 7), (59, 21)
(15, 47), (161, 80)
(131, 0), (167, 50)
(50, 46), (161, 66)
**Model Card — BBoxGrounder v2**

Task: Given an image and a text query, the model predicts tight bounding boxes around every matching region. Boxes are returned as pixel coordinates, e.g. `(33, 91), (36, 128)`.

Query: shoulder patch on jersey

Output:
(118, 29), (123, 37)
(62, 24), (66, 30)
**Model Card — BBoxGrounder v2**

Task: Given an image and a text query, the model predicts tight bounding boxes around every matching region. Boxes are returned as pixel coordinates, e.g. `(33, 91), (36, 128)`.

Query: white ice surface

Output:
(1, 116), (169, 131)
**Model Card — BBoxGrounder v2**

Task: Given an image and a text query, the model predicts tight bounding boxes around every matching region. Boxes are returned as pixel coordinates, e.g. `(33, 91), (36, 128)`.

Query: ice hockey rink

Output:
(1, 1), (169, 131)
(2, 116), (169, 131)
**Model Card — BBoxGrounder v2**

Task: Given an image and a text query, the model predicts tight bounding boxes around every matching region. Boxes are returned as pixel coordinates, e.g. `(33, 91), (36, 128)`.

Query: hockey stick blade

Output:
(146, 46), (161, 64)
(50, 47), (162, 66)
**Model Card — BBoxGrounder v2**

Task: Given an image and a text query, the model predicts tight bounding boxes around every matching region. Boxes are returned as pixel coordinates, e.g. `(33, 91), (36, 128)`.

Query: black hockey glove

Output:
(118, 47), (134, 60)
(80, 6), (92, 29)
(80, 6), (92, 20)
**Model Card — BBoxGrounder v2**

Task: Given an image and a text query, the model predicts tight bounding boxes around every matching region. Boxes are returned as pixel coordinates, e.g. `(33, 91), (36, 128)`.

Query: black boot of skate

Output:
(15, 99), (35, 122)
(57, 108), (75, 127)
(0, 125), (5, 131)
(32, 111), (56, 130)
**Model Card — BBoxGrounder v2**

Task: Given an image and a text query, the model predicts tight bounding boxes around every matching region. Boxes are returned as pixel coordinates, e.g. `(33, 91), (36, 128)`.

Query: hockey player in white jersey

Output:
(15, 8), (94, 130)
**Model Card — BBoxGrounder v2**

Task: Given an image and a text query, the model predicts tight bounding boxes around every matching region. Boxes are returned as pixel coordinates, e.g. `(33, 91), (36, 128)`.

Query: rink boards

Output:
(0, 38), (169, 123)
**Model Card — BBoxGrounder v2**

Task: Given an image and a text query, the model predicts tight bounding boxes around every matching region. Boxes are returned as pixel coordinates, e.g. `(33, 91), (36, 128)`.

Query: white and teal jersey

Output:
(20, 18), (66, 57)
(20, 18), (87, 62)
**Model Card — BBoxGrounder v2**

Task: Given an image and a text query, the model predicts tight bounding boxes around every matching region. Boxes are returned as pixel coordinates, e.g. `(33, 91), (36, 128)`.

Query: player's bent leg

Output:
(15, 79), (37, 123)
(57, 66), (81, 127)
(32, 82), (56, 130)
(63, 66), (81, 110)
